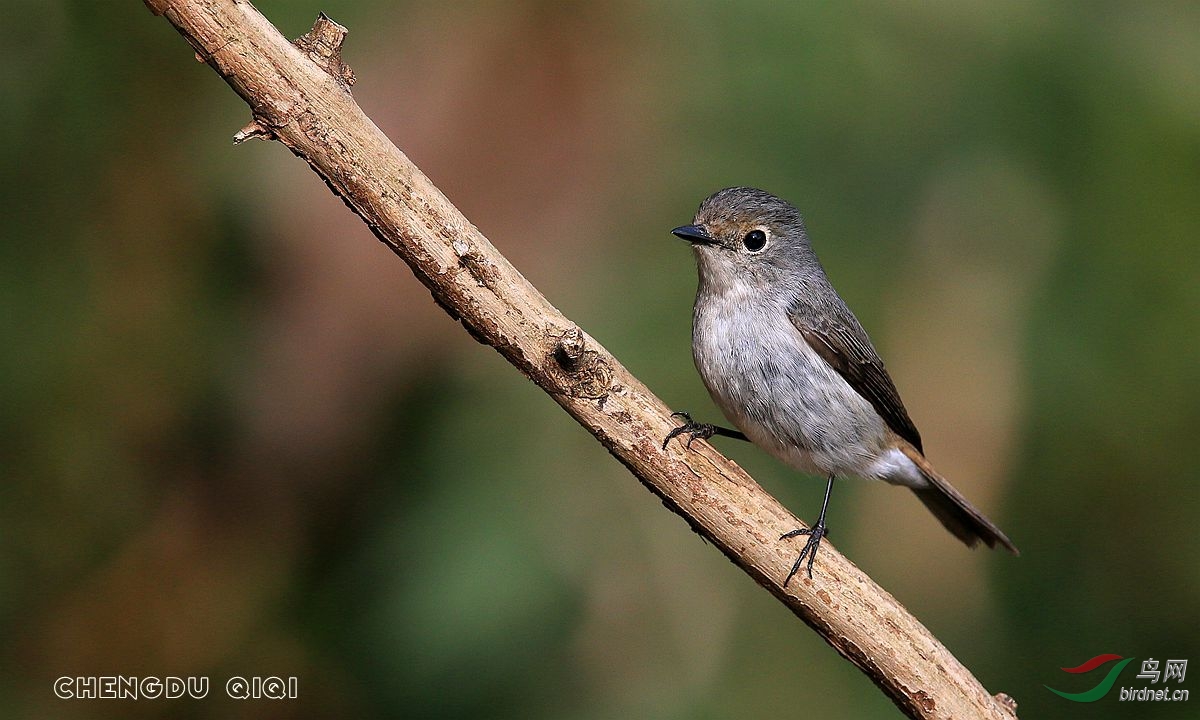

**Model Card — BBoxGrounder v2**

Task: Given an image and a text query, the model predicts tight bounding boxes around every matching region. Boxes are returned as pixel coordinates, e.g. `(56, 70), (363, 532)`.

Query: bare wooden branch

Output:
(143, 2), (1019, 718)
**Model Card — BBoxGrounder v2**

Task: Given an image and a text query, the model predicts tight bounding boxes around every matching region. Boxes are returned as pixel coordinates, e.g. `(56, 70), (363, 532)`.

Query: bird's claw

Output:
(663, 411), (719, 450)
(781, 523), (828, 585)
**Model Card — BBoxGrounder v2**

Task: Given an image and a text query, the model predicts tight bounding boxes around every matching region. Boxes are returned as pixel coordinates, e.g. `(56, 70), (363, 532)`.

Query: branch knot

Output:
(548, 326), (610, 399)
(293, 13), (356, 88)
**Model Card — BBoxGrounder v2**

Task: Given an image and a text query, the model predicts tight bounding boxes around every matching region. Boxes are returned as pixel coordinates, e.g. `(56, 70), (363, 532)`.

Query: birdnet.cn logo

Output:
(1045, 654), (1188, 703)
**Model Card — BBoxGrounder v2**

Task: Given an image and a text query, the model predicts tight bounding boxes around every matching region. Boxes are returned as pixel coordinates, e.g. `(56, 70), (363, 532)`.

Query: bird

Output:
(663, 186), (1018, 584)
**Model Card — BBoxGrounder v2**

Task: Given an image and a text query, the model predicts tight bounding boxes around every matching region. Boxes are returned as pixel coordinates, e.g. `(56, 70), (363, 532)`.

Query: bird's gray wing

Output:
(789, 303), (923, 453)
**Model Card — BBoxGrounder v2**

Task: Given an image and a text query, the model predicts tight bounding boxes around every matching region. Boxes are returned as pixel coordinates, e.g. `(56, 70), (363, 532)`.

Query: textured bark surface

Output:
(144, 2), (1019, 717)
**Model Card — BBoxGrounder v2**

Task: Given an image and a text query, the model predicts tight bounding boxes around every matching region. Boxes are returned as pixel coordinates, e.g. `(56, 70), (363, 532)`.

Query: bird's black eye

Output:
(742, 229), (768, 252)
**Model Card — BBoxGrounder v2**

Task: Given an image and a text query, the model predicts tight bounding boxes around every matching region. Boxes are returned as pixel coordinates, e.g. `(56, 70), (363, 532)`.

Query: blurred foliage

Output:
(2, 1), (1198, 718)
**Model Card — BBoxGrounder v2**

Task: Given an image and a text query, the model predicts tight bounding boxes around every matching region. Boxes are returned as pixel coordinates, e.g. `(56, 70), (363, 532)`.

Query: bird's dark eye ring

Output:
(743, 229), (768, 252)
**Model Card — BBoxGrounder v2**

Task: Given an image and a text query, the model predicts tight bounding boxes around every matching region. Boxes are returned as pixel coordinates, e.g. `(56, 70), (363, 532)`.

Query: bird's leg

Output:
(781, 474), (836, 584)
(662, 411), (748, 450)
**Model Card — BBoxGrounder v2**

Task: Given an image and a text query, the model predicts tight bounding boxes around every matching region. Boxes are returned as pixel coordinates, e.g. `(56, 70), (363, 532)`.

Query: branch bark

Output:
(143, 2), (1019, 718)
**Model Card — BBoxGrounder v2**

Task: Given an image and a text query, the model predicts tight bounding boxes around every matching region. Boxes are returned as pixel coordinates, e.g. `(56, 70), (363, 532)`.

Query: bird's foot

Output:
(781, 522), (828, 585)
(662, 411), (720, 450)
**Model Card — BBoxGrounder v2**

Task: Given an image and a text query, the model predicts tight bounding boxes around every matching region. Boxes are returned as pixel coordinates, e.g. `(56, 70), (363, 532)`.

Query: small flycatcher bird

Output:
(664, 187), (1018, 584)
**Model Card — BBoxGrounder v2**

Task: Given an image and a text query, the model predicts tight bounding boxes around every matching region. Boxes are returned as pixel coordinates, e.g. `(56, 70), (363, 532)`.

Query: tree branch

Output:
(143, 2), (1019, 718)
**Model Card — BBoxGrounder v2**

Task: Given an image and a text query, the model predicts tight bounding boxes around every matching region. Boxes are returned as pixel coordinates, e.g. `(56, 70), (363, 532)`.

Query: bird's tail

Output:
(899, 445), (1019, 555)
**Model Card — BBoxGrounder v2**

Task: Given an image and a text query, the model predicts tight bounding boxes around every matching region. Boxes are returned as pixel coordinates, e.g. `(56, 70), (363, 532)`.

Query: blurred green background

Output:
(3, 1), (1198, 718)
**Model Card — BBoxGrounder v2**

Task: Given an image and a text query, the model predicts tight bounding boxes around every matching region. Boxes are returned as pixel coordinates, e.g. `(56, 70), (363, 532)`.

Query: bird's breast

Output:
(691, 291), (890, 478)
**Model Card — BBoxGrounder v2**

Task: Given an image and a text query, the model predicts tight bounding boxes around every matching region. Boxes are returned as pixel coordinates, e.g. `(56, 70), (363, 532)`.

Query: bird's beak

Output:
(671, 224), (717, 246)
